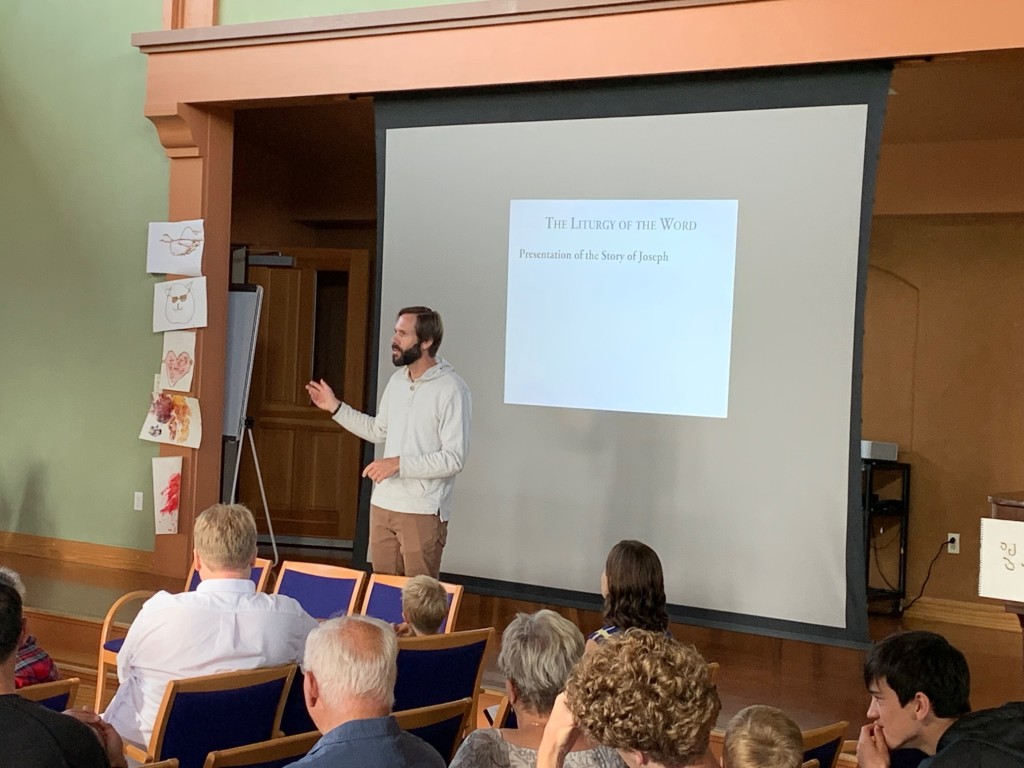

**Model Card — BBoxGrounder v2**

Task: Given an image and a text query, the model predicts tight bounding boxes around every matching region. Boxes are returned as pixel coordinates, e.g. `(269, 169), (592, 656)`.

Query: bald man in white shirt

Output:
(102, 504), (318, 748)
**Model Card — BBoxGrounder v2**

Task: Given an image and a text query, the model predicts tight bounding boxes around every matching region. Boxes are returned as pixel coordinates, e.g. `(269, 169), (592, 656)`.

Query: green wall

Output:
(0, 2), (168, 550)
(220, 0), (477, 25)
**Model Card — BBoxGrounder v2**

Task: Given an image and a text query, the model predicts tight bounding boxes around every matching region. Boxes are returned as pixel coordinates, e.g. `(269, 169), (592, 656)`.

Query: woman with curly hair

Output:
(537, 629), (720, 768)
(586, 540), (669, 652)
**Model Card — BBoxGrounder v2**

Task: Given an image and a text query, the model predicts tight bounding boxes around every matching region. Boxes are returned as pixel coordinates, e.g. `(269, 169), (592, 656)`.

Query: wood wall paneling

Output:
(864, 214), (1024, 605)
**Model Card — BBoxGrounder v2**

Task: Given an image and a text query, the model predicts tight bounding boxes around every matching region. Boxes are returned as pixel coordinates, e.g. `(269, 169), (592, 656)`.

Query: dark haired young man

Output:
(858, 630), (1024, 767)
(0, 582), (125, 768)
(307, 306), (471, 579)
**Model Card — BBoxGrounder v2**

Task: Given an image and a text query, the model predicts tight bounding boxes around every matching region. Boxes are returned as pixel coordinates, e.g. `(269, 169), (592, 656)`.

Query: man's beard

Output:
(392, 343), (423, 367)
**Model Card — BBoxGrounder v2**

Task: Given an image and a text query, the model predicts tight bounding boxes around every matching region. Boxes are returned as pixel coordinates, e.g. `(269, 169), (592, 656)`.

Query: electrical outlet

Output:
(947, 533), (960, 555)
(134, 492), (144, 511)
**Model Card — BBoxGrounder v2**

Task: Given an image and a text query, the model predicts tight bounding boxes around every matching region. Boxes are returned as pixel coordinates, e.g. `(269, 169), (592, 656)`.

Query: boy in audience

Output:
(0, 566), (60, 689)
(0, 581), (126, 768)
(538, 629), (721, 768)
(395, 575), (448, 637)
(723, 705), (803, 768)
(858, 630), (1024, 767)
(102, 503), (319, 748)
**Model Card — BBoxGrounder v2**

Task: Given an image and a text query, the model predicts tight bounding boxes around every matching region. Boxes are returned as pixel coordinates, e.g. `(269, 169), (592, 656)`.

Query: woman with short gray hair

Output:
(450, 610), (624, 768)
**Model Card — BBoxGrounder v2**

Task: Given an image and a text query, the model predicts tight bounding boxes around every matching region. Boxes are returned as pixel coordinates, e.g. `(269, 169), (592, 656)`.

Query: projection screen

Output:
(368, 64), (890, 646)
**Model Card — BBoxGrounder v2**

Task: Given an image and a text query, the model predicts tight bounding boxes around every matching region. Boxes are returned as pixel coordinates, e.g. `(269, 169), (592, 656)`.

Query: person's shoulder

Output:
(565, 744), (628, 768)
(451, 728), (510, 768)
(397, 728), (448, 767)
(141, 589), (179, 609)
(0, 697), (109, 765)
(937, 703), (1024, 766)
(254, 592), (317, 617)
(458, 728), (504, 753)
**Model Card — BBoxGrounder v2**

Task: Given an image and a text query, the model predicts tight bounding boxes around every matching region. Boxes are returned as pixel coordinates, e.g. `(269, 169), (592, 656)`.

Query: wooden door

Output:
(238, 248), (370, 541)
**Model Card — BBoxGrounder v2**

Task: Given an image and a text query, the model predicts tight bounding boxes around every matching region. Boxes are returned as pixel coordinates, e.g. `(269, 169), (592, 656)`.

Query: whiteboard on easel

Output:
(222, 285), (263, 440)
(979, 517), (1024, 601)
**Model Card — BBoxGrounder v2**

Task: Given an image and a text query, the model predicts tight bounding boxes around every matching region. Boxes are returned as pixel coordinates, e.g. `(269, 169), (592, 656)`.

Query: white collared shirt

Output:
(102, 579), (318, 747)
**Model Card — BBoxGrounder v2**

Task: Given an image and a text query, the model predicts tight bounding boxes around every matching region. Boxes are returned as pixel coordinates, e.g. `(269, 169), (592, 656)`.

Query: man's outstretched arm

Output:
(306, 378), (389, 443)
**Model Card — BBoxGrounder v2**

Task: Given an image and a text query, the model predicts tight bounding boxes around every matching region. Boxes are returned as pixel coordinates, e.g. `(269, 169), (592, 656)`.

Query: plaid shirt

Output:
(14, 634), (59, 689)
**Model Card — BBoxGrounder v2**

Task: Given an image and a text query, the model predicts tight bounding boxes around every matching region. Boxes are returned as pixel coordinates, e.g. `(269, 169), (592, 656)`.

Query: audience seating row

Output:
(95, 560), (465, 710)
(11, 666), (474, 768)
(99, 624), (489, 768)
(202, 698), (473, 768)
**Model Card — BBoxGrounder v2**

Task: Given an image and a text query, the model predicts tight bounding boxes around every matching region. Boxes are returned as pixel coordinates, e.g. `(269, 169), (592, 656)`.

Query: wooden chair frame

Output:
(272, 561), (367, 619)
(148, 761), (181, 768)
(491, 694), (513, 728)
(202, 731), (320, 768)
(393, 696), (475, 762)
(17, 677), (80, 710)
(186, 557), (273, 593)
(802, 720), (850, 768)
(123, 665), (295, 766)
(95, 557), (273, 710)
(360, 573), (464, 632)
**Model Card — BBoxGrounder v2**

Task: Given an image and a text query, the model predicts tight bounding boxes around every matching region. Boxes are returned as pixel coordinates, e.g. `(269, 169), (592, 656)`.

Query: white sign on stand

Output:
(979, 517), (1024, 601)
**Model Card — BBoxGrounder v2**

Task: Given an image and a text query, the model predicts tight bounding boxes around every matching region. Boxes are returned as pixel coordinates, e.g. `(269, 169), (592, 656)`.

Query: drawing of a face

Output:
(164, 282), (195, 324)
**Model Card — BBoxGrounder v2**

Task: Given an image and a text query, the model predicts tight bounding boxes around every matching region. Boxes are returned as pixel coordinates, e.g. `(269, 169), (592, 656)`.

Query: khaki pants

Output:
(370, 504), (448, 578)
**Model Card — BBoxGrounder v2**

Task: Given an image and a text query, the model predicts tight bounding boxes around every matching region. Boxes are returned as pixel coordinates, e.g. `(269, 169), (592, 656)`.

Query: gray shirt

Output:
(450, 728), (626, 768)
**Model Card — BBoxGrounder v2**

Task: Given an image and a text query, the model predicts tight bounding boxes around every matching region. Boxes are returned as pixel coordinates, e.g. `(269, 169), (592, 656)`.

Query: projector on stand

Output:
(861, 440), (899, 462)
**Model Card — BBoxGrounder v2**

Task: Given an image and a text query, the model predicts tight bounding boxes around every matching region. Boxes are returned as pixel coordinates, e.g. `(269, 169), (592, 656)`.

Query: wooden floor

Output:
(5, 547), (1023, 741)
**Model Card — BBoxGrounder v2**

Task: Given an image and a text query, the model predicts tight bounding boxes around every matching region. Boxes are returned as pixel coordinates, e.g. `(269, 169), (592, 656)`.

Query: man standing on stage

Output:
(306, 306), (471, 578)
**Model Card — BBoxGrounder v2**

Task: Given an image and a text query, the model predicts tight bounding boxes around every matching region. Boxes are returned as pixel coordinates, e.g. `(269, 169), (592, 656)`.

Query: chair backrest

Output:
(489, 695), (514, 729)
(187, 557), (273, 592)
(278, 674), (316, 737)
(393, 627), (493, 712)
(203, 731), (320, 768)
(16, 677), (80, 712)
(272, 561), (367, 620)
(802, 721), (849, 768)
(394, 697), (474, 763)
(149, 665), (295, 768)
(360, 574), (463, 633)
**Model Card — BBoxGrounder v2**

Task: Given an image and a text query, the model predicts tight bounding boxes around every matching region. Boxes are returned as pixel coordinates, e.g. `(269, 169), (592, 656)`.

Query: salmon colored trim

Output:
(147, 104), (234, 578)
(164, 0), (218, 30)
(136, 0), (1024, 107)
(143, 0), (745, 46)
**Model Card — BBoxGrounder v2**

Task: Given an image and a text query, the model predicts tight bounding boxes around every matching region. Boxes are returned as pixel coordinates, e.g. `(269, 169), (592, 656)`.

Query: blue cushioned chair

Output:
(203, 731), (320, 768)
(95, 558), (273, 710)
(359, 574), (463, 632)
(17, 677), (80, 712)
(394, 697), (474, 762)
(272, 561), (367, 621)
(393, 627), (493, 715)
(801, 721), (849, 768)
(124, 665), (295, 768)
